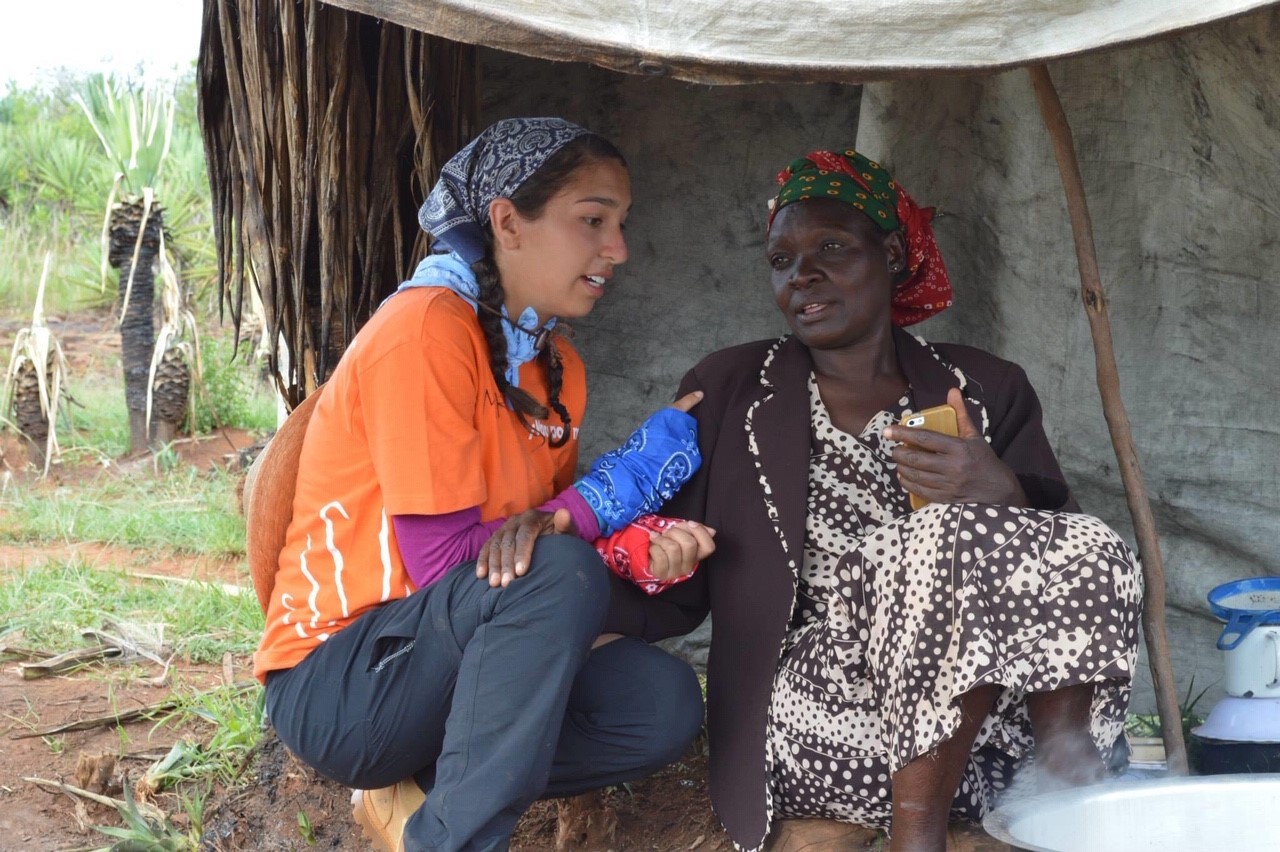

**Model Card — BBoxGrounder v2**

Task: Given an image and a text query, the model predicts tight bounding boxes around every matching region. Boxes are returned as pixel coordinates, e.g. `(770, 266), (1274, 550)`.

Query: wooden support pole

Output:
(1027, 63), (1188, 775)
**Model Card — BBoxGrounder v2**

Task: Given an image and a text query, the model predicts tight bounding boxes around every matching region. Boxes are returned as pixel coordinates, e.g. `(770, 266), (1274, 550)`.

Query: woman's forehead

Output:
(555, 158), (631, 204)
(769, 198), (879, 242)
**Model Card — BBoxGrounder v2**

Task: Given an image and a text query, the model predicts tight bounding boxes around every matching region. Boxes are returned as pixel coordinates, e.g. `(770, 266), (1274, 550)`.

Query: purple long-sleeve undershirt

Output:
(391, 489), (602, 590)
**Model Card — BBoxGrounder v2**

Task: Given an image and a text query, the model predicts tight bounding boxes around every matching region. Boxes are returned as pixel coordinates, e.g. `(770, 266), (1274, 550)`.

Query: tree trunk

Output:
(108, 199), (164, 454)
(12, 358), (49, 470)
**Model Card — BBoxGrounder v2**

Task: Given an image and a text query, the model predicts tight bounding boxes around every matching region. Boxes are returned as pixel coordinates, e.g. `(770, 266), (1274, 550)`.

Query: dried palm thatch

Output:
(198, 0), (478, 408)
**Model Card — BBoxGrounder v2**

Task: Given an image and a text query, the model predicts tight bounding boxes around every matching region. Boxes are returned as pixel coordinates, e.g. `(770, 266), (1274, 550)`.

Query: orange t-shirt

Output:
(254, 288), (585, 681)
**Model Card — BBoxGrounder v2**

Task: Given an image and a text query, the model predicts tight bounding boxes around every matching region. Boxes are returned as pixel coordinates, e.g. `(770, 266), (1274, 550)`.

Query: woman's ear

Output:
(884, 229), (907, 277)
(489, 198), (521, 251)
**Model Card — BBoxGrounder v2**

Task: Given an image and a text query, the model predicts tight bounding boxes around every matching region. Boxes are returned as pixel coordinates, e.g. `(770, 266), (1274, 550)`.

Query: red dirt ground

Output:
(1, 545), (725, 851)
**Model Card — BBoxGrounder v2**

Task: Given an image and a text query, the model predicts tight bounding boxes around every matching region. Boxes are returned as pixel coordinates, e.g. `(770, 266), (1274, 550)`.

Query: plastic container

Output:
(1195, 738), (1280, 775)
(1207, 577), (1280, 650)
(984, 774), (1280, 851)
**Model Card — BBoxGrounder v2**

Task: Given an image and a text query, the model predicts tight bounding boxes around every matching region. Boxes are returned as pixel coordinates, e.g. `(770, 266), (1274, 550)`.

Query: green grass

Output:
(190, 334), (278, 435)
(59, 372), (132, 459)
(150, 684), (266, 788)
(0, 464), (248, 556)
(0, 558), (261, 663)
(0, 201), (111, 315)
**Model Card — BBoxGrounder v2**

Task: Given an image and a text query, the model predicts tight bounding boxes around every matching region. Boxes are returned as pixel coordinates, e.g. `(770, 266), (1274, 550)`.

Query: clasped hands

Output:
(477, 390), (716, 588)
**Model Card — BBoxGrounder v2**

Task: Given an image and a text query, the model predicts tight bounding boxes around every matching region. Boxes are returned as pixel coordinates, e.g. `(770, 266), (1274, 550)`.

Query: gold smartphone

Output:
(898, 404), (958, 511)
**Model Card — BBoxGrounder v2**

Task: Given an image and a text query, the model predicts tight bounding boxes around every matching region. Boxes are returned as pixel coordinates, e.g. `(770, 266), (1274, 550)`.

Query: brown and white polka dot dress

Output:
(766, 375), (1142, 828)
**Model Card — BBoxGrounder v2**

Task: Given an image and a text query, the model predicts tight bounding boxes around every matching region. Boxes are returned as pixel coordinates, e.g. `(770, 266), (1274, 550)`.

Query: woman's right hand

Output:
(647, 520), (716, 582)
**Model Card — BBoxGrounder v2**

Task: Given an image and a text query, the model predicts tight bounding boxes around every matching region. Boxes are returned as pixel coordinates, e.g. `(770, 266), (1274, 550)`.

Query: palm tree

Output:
(3, 255), (68, 476)
(76, 75), (177, 453)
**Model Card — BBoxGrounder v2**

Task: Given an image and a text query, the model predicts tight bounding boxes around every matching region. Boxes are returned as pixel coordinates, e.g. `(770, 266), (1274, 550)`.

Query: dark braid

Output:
(471, 251), (548, 426)
(541, 339), (572, 448)
(471, 133), (626, 447)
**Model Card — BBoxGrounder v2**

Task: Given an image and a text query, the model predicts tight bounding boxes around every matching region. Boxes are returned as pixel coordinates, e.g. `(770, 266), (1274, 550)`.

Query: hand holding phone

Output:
(897, 404), (959, 510)
(891, 389), (1029, 509)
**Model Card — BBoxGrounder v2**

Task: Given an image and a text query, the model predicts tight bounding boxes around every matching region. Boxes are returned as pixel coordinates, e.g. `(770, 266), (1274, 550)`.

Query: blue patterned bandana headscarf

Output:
(417, 117), (591, 263)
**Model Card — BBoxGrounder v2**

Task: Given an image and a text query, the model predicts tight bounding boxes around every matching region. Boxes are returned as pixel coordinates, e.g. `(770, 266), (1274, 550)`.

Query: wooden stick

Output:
(11, 681), (257, 740)
(1027, 63), (1188, 774)
(24, 776), (124, 810)
(18, 645), (122, 680)
(24, 776), (168, 825)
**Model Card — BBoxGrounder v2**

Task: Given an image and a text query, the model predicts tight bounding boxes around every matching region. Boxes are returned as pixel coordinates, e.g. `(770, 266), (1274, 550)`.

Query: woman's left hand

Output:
(885, 388), (1029, 507)
(477, 508), (578, 588)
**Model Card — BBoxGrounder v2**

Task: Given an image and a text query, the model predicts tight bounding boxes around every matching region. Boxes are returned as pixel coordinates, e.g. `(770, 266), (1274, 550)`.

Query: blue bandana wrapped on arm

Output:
(574, 408), (700, 536)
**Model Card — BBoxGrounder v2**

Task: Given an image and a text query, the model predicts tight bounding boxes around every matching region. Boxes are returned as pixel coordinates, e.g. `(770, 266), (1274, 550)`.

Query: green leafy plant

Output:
(178, 784), (209, 844)
(90, 780), (190, 851)
(73, 73), (174, 199)
(74, 73), (174, 305)
(143, 685), (265, 793)
(1125, 674), (1213, 738)
(74, 73), (179, 454)
(33, 136), (97, 209)
(297, 810), (317, 845)
(189, 334), (276, 435)
(1125, 674), (1214, 771)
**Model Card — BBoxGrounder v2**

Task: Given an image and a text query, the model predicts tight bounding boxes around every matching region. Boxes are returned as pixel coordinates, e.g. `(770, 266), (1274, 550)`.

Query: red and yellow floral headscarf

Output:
(769, 149), (953, 326)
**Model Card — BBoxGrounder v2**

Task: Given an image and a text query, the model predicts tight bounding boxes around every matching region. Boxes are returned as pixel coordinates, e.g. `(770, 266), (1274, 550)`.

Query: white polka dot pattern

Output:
(766, 376), (1143, 830)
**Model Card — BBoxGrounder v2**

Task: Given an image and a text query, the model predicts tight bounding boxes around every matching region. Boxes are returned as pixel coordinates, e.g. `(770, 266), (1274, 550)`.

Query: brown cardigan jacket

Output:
(604, 328), (1078, 850)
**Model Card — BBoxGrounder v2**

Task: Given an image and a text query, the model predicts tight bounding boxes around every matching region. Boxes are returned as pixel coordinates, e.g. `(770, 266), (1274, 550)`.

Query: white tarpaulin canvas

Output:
(323, 0), (1278, 82)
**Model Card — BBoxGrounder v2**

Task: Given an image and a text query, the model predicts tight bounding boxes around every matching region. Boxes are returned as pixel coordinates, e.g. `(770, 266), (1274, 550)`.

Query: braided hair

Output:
(470, 134), (626, 448)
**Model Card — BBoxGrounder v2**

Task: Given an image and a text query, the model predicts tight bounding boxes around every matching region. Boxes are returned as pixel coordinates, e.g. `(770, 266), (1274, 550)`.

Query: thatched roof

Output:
(199, 0), (478, 404)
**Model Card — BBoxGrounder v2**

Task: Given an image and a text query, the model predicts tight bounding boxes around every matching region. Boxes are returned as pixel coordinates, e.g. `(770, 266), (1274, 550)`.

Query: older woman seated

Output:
(605, 149), (1143, 852)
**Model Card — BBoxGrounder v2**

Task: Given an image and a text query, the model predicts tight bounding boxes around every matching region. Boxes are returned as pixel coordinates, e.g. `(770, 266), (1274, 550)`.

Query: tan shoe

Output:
(351, 778), (426, 852)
